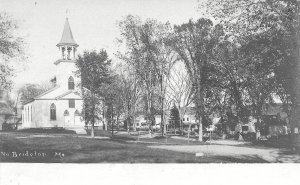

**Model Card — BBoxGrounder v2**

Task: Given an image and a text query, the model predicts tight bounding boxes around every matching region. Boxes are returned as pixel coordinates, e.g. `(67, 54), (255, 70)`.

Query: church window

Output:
(69, 99), (75, 108)
(74, 110), (80, 116)
(64, 110), (69, 116)
(50, 103), (56, 120)
(68, 76), (74, 90)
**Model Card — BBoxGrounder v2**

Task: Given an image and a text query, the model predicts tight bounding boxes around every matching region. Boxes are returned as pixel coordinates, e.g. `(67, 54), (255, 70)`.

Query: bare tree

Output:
(117, 15), (176, 135)
(165, 62), (194, 130)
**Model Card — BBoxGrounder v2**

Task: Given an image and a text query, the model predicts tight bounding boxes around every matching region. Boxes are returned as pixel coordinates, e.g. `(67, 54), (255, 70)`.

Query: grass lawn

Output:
(0, 131), (269, 163)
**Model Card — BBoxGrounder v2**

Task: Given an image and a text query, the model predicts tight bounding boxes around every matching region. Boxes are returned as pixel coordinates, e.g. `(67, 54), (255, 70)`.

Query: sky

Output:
(0, 0), (205, 95)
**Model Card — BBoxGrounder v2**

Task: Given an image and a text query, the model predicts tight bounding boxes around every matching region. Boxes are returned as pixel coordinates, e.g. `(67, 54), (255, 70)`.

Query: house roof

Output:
(180, 107), (196, 115)
(262, 103), (286, 116)
(56, 18), (78, 47)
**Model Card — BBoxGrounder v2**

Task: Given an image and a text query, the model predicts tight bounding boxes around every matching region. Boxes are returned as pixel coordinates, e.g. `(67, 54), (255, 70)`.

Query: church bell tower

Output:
(54, 18), (79, 90)
(56, 17), (78, 61)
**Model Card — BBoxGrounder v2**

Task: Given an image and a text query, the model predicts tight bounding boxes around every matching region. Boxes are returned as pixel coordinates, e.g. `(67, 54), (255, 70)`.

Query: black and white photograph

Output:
(1, 0), (300, 170)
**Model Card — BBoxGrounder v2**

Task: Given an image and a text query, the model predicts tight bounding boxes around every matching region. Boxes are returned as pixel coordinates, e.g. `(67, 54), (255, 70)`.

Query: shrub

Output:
(241, 132), (256, 141)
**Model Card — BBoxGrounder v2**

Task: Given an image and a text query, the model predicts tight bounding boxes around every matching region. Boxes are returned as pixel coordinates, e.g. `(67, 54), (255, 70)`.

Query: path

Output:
(149, 140), (300, 163)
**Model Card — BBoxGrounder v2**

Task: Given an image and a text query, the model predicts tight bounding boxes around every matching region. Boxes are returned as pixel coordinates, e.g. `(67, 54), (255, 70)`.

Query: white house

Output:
(134, 114), (164, 129)
(21, 18), (86, 134)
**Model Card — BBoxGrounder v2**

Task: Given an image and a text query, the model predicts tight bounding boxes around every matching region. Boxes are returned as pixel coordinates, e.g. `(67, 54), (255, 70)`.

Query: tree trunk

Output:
(160, 75), (164, 136)
(117, 112), (119, 130)
(198, 116), (203, 142)
(91, 92), (95, 137)
(111, 105), (114, 136)
(91, 124), (95, 138)
(195, 79), (203, 142)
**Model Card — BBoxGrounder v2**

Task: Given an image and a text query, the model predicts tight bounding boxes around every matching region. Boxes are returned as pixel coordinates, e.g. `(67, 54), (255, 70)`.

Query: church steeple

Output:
(56, 18), (78, 61)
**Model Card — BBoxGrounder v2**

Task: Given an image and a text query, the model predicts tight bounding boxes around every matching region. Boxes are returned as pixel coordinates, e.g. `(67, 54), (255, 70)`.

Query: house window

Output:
(183, 118), (185, 121)
(187, 117), (189, 121)
(68, 76), (74, 90)
(64, 110), (69, 116)
(50, 103), (56, 120)
(69, 99), (75, 108)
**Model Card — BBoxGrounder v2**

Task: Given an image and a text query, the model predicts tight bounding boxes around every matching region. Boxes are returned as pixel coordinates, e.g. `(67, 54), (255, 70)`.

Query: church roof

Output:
(56, 18), (78, 47)
(55, 91), (81, 100)
(32, 85), (60, 101)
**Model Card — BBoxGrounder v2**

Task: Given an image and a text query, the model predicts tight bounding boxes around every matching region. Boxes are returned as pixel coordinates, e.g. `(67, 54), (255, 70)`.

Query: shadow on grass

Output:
(210, 155), (270, 163)
(0, 132), (275, 163)
(16, 128), (76, 134)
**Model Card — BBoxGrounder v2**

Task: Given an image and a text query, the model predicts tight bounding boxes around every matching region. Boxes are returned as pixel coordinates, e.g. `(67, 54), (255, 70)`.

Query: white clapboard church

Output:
(21, 18), (86, 133)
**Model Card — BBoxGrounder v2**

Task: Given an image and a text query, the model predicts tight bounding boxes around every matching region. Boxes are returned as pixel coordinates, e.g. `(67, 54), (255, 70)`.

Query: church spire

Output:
(57, 18), (78, 47)
(56, 18), (78, 61)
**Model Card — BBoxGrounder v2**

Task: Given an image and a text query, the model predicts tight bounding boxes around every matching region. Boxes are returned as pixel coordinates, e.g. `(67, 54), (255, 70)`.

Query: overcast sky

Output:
(1, 0), (205, 94)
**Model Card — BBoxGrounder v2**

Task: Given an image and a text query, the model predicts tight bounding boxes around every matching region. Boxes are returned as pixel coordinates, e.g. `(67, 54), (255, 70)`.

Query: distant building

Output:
(262, 104), (289, 136)
(134, 114), (163, 129)
(20, 18), (86, 133)
(181, 107), (197, 128)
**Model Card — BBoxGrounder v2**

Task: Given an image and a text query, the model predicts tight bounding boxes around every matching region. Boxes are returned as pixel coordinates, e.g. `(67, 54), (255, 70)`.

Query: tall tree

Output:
(102, 73), (125, 136)
(203, 0), (300, 132)
(165, 62), (194, 130)
(0, 12), (26, 92)
(75, 50), (111, 137)
(117, 15), (176, 135)
(116, 64), (142, 131)
(170, 18), (222, 141)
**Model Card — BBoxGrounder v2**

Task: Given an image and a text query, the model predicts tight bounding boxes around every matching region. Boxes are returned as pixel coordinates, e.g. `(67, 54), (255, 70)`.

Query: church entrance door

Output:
(74, 116), (81, 126)
(64, 116), (70, 127)
(74, 110), (81, 126)
(69, 114), (75, 127)
(64, 110), (70, 127)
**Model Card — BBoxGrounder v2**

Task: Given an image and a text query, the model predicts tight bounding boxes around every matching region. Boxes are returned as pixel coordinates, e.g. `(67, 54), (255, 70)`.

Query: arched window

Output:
(74, 110), (80, 116)
(68, 76), (74, 90)
(63, 110), (69, 116)
(50, 103), (56, 120)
